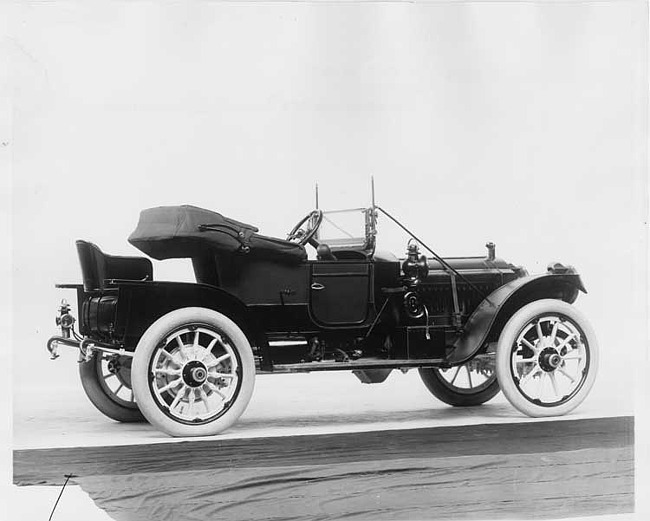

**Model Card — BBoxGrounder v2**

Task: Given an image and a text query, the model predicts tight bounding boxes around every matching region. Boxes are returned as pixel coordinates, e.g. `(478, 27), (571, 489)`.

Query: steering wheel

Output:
(287, 210), (323, 247)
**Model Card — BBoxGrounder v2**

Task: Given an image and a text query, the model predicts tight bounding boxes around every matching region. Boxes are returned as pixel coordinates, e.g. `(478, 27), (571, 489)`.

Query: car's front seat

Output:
(316, 243), (337, 261)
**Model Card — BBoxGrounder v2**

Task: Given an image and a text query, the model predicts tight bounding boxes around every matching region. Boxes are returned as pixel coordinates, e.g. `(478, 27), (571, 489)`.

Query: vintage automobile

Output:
(47, 185), (598, 437)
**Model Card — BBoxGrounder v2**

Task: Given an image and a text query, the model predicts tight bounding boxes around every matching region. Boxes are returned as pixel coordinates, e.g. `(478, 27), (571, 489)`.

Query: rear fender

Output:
(111, 281), (266, 355)
(447, 273), (586, 365)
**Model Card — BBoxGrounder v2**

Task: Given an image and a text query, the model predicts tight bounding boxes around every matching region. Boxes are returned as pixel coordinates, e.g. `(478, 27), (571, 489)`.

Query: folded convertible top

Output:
(128, 205), (307, 263)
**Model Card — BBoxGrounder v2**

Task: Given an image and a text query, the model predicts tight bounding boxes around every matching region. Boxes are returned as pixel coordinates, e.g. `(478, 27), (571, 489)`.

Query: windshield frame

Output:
(314, 206), (377, 253)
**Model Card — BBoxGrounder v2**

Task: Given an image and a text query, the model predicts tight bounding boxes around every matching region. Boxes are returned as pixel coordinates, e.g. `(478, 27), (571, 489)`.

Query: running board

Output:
(260, 358), (448, 374)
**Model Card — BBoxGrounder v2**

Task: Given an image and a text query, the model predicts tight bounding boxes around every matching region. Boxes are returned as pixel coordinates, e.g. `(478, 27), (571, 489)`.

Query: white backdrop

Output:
(6, 1), (647, 419)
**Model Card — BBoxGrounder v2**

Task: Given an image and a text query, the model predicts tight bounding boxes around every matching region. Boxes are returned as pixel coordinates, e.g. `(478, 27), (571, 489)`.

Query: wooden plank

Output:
(14, 416), (633, 486)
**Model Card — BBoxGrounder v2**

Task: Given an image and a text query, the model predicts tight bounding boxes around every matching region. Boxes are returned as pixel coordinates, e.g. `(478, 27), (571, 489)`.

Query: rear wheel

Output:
(495, 299), (598, 417)
(419, 351), (500, 406)
(131, 307), (256, 437)
(79, 352), (145, 422)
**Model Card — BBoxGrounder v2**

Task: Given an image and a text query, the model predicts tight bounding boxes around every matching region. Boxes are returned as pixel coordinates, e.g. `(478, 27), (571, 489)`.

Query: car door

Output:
(309, 261), (373, 326)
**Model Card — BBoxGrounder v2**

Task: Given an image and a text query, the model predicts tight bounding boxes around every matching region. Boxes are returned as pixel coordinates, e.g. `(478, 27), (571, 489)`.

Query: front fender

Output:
(447, 272), (586, 365)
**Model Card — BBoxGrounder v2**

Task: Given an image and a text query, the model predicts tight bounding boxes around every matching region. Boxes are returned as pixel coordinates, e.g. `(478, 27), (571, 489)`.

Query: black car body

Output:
(48, 190), (598, 437)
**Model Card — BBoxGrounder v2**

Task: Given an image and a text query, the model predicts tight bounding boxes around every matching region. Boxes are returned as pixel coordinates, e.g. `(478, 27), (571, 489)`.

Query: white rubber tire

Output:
(496, 299), (598, 418)
(418, 366), (500, 407)
(131, 307), (255, 437)
(79, 352), (145, 423)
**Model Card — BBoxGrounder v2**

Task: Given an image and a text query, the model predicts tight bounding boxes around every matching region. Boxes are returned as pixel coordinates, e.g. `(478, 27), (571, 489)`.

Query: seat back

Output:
(76, 240), (153, 291)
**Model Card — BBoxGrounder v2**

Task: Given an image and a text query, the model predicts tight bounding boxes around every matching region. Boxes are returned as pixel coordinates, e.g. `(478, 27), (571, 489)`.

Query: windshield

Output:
(315, 207), (376, 252)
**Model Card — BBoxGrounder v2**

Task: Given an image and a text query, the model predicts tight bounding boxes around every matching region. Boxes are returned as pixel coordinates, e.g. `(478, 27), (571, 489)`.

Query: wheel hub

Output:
(107, 357), (121, 374)
(539, 347), (562, 372)
(182, 360), (208, 387)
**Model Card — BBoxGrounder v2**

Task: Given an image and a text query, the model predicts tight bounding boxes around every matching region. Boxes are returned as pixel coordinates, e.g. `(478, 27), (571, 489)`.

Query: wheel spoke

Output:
(556, 333), (577, 352)
(450, 366), (462, 386)
(169, 386), (186, 411)
(209, 372), (235, 379)
(557, 366), (577, 384)
(466, 365), (473, 388)
(129, 389), (134, 403)
(519, 364), (541, 387)
(549, 372), (560, 397)
(206, 353), (231, 369)
(200, 337), (219, 362)
(521, 338), (536, 352)
(562, 353), (584, 361)
(549, 320), (560, 345)
(538, 372), (547, 398)
(115, 383), (124, 395)
(191, 331), (202, 359)
(187, 389), (196, 414)
(206, 381), (227, 400)
(154, 368), (181, 376)
(159, 349), (181, 366)
(158, 378), (183, 394)
(198, 388), (211, 413)
(535, 320), (544, 344)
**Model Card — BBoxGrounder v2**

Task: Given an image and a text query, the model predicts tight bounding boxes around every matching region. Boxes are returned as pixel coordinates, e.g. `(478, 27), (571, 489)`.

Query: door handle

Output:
(311, 282), (325, 291)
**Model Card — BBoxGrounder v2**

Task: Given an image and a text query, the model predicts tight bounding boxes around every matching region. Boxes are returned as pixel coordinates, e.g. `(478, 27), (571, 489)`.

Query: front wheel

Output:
(496, 299), (598, 417)
(131, 307), (256, 437)
(418, 351), (500, 407)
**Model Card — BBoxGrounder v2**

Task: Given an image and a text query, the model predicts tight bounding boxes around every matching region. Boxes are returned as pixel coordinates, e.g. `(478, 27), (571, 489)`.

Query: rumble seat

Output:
(76, 240), (153, 291)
